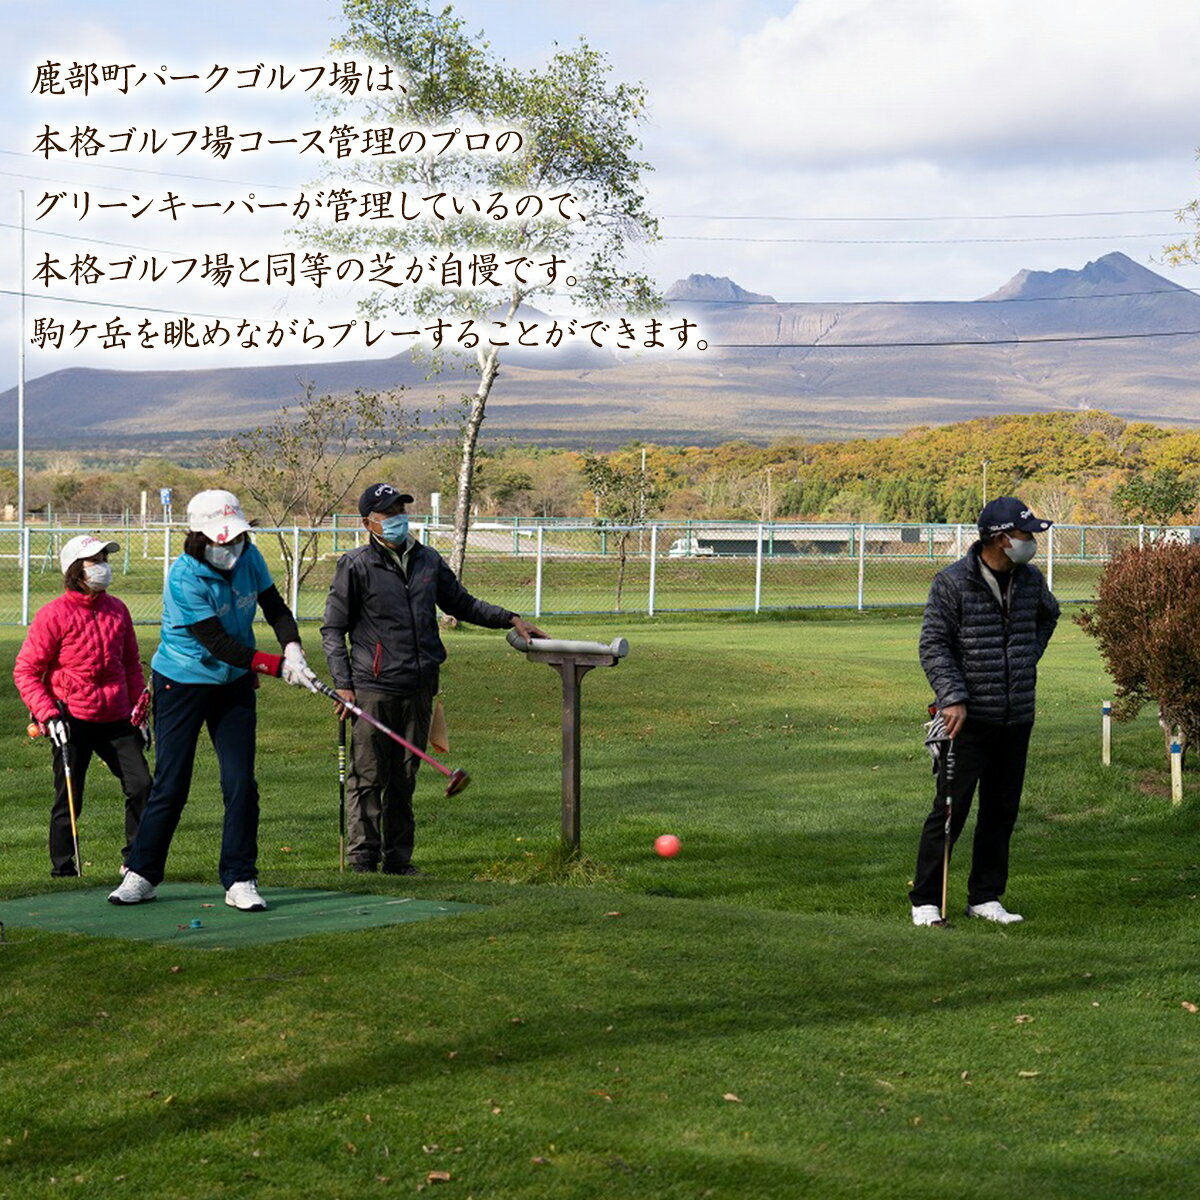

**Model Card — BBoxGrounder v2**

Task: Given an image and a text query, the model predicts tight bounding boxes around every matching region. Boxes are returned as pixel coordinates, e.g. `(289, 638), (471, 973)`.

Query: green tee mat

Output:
(0, 884), (486, 949)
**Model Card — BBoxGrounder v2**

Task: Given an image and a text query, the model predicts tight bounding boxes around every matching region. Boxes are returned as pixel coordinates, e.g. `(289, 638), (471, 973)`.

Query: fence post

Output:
(754, 524), (764, 613)
(648, 525), (658, 617)
(1138, 524), (1145, 550)
(1046, 524), (1055, 593)
(534, 526), (544, 619)
(955, 524), (963, 557)
(21, 525), (31, 626)
(290, 526), (301, 616)
(162, 525), (171, 591)
(856, 523), (866, 610)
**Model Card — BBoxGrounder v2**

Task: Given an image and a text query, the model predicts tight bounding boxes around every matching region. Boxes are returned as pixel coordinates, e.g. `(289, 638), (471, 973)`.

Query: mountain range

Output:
(3, 251), (1198, 448)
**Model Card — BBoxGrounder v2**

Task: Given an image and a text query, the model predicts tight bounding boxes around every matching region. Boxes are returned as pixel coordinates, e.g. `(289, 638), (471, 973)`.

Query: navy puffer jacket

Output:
(919, 543), (1060, 726)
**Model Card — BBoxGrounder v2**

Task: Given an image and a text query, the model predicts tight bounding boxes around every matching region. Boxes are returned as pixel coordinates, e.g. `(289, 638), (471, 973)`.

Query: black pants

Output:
(910, 719), (1033, 908)
(50, 717), (151, 876)
(127, 671), (259, 889)
(347, 686), (436, 870)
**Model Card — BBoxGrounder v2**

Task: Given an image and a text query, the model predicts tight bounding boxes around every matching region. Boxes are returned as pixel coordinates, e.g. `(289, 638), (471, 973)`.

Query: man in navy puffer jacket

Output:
(910, 497), (1060, 927)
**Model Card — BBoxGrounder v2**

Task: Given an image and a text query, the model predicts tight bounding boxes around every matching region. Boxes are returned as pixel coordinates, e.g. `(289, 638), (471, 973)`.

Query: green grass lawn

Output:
(2, 613), (1199, 1199)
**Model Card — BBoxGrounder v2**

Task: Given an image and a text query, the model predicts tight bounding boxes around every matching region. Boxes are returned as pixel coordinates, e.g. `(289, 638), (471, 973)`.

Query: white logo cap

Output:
(60, 534), (119, 574)
(187, 489), (252, 544)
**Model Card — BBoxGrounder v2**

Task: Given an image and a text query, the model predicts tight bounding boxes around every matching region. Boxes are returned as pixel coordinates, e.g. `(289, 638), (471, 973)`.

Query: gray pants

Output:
(347, 687), (436, 869)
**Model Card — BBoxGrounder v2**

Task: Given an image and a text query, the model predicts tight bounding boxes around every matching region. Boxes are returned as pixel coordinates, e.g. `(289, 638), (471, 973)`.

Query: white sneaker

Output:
(225, 880), (267, 911)
(966, 900), (1023, 924)
(911, 904), (944, 926)
(108, 870), (156, 905)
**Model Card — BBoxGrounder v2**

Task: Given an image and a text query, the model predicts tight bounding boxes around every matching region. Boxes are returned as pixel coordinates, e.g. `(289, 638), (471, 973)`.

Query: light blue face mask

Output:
(379, 514), (410, 545)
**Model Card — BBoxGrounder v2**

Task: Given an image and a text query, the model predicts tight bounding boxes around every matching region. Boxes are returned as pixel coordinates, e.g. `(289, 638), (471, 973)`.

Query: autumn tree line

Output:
(5, 409), (1200, 529)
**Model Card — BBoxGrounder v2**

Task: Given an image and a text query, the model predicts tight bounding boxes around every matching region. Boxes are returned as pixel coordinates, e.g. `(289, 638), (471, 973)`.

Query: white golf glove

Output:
(45, 717), (69, 748)
(281, 642), (320, 693)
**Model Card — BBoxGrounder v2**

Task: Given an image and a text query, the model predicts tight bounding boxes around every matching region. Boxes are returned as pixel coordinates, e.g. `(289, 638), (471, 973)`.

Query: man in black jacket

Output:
(321, 483), (544, 874)
(910, 497), (1060, 926)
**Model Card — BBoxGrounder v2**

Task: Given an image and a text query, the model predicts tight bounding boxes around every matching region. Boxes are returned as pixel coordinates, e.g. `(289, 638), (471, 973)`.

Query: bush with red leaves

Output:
(1077, 544), (1200, 762)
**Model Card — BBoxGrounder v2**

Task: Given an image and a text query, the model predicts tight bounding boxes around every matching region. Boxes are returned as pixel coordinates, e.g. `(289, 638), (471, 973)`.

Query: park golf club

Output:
(310, 680), (471, 797)
(337, 716), (347, 872)
(939, 739), (956, 925)
(923, 705), (953, 928)
(29, 717), (83, 875)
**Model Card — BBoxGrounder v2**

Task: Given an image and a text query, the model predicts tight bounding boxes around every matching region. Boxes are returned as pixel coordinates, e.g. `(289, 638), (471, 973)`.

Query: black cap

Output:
(978, 496), (1052, 536)
(358, 483), (414, 518)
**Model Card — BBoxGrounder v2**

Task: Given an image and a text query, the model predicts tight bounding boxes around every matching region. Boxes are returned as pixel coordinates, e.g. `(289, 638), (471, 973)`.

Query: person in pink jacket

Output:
(13, 534), (152, 877)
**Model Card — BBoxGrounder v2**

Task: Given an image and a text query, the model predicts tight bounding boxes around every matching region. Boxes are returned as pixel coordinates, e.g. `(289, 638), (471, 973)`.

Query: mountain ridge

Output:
(4, 252), (1199, 448)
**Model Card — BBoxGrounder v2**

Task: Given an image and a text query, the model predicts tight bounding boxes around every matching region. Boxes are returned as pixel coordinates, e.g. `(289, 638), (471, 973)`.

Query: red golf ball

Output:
(654, 834), (681, 858)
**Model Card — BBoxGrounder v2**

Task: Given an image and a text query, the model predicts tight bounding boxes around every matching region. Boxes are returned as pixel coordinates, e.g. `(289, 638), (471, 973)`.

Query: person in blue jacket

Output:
(108, 489), (319, 911)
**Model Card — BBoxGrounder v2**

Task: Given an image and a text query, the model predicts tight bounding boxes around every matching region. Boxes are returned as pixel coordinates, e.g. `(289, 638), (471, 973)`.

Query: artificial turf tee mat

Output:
(0, 884), (485, 948)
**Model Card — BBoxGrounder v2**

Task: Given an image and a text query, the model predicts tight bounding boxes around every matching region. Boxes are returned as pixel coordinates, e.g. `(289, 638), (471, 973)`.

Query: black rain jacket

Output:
(321, 538), (516, 695)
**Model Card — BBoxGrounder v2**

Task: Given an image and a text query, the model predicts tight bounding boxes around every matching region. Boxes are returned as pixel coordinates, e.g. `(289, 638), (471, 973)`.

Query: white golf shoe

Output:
(911, 904), (943, 926)
(108, 870), (156, 905)
(966, 900), (1023, 924)
(225, 880), (267, 911)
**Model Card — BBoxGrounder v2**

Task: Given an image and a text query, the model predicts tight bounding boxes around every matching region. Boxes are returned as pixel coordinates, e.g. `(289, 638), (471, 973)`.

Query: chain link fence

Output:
(0, 518), (1162, 627)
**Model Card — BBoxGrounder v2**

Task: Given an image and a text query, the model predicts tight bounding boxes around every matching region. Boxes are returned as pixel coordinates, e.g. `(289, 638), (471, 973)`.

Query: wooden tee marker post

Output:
(507, 631), (629, 853)
(1102, 700), (1112, 766)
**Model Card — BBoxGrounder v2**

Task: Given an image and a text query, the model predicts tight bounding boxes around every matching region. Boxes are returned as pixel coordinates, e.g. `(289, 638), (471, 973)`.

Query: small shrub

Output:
(1077, 545), (1200, 762)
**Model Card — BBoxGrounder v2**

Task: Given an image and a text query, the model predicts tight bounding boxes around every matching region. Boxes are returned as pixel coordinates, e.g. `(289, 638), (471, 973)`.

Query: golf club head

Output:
(444, 768), (470, 797)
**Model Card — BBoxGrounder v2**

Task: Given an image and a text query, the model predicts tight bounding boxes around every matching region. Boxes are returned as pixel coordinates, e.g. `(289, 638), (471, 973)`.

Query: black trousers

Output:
(50, 717), (151, 876)
(910, 719), (1033, 908)
(346, 686), (436, 870)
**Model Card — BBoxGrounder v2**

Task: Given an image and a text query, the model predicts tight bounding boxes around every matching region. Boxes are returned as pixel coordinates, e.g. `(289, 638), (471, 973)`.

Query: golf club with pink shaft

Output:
(311, 680), (471, 797)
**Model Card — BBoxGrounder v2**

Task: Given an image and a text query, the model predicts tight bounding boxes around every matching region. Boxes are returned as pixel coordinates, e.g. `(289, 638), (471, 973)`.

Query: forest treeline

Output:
(6, 410), (1200, 526)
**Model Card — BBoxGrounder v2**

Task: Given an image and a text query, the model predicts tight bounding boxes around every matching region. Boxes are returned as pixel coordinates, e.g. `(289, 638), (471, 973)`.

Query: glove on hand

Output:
(281, 642), (320, 693)
(130, 688), (151, 728)
(45, 717), (69, 748)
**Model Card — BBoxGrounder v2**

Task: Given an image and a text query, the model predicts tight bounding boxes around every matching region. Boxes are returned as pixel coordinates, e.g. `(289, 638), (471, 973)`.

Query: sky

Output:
(4, 0), (1200, 387)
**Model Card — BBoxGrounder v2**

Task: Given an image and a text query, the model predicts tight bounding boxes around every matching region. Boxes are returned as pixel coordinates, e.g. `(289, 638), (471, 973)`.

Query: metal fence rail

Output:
(0, 519), (1159, 626)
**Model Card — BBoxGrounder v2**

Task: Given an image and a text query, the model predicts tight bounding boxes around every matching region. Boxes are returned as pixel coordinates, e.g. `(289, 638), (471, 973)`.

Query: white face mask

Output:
(83, 562), (112, 590)
(1003, 535), (1037, 565)
(204, 541), (244, 571)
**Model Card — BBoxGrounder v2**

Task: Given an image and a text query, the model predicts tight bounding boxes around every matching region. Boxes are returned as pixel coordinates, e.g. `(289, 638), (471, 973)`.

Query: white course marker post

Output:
(1170, 740), (1184, 806)
(1102, 700), (1112, 766)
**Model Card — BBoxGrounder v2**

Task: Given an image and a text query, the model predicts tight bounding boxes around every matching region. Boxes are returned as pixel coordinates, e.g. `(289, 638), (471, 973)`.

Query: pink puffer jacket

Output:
(13, 590), (146, 724)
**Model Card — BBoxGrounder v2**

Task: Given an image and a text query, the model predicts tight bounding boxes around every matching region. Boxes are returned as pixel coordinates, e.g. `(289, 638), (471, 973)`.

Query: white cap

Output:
(187, 489), (252, 544)
(60, 534), (119, 574)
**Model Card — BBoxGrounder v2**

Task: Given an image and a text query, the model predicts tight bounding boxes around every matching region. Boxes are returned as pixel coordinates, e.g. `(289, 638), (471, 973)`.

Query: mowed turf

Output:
(2, 613), (1199, 1199)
